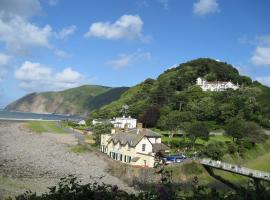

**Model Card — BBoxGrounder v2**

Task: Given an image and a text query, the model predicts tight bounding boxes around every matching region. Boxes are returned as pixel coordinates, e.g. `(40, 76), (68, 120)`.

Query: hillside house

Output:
(196, 77), (239, 92)
(93, 116), (137, 129)
(111, 116), (137, 129)
(100, 126), (169, 167)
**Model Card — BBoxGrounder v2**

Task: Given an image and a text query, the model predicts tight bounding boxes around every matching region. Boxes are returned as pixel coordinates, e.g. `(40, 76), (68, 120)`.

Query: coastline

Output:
(0, 121), (134, 197)
(0, 118), (61, 122)
(0, 110), (85, 122)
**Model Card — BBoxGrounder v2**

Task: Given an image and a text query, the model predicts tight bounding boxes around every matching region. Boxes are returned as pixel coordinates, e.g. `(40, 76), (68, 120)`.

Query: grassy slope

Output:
(41, 85), (111, 114)
(25, 121), (66, 134)
(6, 85), (129, 115)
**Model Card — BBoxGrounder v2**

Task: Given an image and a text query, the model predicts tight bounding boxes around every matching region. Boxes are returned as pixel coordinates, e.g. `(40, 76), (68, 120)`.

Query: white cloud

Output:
(0, 14), (52, 54)
(251, 47), (270, 66)
(0, 53), (12, 80)
(57, 25), (76, 39)
(0, 0), (42, 18)
(85, 15), (147, 41)
(193, 0), (220, 16)
(240, 35), (270, 67)
(0, 53), (11, 67)
(15, 61), (84, 91)
(256, 76), (270, 87)
(107, 51), (151, 69)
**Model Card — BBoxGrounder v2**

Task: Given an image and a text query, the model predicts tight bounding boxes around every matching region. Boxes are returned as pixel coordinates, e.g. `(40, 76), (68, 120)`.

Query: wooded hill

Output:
(89, 58), (270, 130)
(5, 85), (129, 116)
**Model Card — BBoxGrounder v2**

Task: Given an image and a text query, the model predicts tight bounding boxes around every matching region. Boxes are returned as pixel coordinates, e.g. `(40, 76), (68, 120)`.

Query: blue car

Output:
(163, 154), (187, 164)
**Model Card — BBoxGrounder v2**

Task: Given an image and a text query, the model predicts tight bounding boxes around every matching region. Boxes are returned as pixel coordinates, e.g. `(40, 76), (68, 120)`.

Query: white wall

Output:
(135, 137), (152, 154)
(148, 137), (161, 144)
(113, 117), (137, 129)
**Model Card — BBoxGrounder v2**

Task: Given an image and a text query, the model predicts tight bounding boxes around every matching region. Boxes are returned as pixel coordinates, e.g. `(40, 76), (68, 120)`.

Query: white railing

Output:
(200, 158), (270, 181)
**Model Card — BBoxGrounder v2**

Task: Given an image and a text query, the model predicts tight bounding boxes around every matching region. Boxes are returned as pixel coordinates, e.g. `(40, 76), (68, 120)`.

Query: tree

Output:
(225, 119), (245, 142)
(120, 104), (129, 116)
(139, 106), (160, 128)
(187, 122), (209, 147)
(92, 123), (113, 146)
(198, 97), (218, 120)
(204, 142), (226, 160)
(244, 121), (266, 143)
(218, 103), (237, 124)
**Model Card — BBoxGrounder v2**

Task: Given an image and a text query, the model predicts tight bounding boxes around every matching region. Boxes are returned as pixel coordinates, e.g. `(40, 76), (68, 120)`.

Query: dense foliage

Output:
(91, 123), (113, 146)
(89, 58), (270, 130)
(11, 175), (270, 200)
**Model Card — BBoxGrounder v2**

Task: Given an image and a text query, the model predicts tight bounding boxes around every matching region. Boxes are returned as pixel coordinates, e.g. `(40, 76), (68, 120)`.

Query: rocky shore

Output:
(0, 121), (134, 197)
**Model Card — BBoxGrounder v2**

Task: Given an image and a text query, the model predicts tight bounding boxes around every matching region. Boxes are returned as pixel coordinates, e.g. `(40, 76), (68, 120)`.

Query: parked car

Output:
(162, 154), (187, 164)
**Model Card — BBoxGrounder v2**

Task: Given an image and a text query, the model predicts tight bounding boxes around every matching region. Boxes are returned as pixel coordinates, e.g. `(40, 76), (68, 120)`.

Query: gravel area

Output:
(0, 121), (134, 197)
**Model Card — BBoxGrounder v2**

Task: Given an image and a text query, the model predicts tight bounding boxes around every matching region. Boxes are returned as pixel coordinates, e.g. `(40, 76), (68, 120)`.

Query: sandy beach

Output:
(0, 121), (134, 197)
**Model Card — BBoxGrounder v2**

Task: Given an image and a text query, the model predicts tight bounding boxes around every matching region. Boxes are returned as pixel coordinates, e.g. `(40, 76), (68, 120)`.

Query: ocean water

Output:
(0, 110), (84, 121)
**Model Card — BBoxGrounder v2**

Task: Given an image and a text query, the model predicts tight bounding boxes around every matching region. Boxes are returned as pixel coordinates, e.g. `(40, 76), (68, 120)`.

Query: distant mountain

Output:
(5, 85), (129, 116)
(90, 58), (270, 129)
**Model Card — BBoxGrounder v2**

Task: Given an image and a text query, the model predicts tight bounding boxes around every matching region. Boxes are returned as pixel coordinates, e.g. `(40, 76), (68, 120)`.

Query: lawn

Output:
(69, 144), (92, 153)
(161, 135), (232, 146)
(25, 121), (66, 134)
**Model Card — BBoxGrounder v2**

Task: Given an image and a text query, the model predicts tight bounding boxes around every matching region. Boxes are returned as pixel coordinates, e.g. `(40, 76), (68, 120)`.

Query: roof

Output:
(108, 132), (143, 147)
(138, 129), (161, 138)
(108, 128), (161, 147)
(152, 143), (170, 153)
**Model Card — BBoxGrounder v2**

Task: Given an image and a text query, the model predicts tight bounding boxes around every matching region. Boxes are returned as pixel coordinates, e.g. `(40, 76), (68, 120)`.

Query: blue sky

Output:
(0, 0), (270, 107)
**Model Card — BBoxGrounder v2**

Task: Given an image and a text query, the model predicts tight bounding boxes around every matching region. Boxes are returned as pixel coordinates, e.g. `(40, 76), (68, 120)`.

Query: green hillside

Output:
(5, 85), (129, 115)
(90, 58), (270, 129)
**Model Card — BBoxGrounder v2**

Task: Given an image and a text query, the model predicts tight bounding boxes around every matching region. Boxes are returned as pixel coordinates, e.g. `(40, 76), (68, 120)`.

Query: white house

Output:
(78, 120), (86, 125)
(196, 77), (239, 92)
(93, 116), (137, 129)
(111, 116), (137, 129)
(100, 126), (169, 168)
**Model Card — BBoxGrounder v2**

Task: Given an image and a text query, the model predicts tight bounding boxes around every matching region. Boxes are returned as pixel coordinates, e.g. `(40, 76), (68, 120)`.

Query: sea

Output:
(0, 110), (84, 121)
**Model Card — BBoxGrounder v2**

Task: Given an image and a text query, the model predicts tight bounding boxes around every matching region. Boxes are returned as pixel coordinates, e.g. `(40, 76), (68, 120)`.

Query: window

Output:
(124, 155), (126, 162)
(120, 154), (122, 161)
(128, 156), (131, 163)
(142, 144), (146, 152)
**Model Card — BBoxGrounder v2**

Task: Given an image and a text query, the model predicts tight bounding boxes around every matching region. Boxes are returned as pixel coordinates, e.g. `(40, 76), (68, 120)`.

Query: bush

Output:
(241, 138), (254, 150)
(227, 142), (237, 154)
(204, 142), (226, 160)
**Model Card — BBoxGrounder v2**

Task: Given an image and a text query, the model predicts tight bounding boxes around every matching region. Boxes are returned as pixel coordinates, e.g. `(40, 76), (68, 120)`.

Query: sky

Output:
(0, 0), (270, 107)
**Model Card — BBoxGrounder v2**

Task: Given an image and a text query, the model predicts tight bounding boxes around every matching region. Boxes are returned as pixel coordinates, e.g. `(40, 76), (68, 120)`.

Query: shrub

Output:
(204, 142), (226, 160)
(227, 142), (237, 154)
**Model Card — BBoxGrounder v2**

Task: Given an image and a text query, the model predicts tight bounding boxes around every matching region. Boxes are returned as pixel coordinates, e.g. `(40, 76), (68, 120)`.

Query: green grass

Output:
(70, 144), (92, 153)
(161, 135), (232, 146)
(25, 121), (66, 134)
(25, 121), (48, 133)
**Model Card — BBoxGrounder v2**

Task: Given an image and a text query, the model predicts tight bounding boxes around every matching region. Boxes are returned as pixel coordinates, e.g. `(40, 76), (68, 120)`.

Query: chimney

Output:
(137, 123), (142, 130)
(137, 123), (143, 134)
(124, 123), (128, 132)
